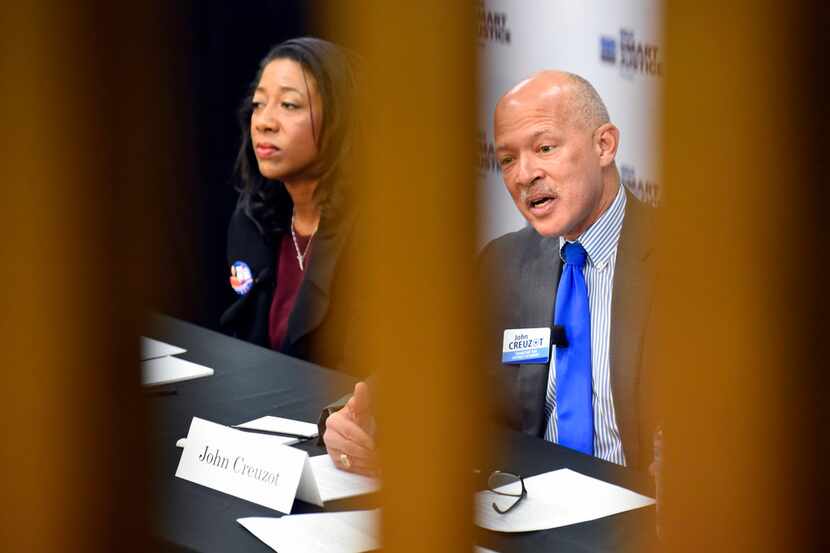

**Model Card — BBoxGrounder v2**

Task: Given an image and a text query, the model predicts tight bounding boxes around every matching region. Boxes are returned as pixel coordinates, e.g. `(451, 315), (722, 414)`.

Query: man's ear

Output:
(594, 123), (620, 168)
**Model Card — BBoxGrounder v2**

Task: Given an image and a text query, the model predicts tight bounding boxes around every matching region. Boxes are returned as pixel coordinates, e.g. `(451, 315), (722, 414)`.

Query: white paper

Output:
(296, 453), (324, 507)
(142, 356), (213, 386)
(235, 415), (319, 438)
(475, 468), (654, 532)
(175, 418), (310, 514)
(300, 454), (380, 503)
(175, 435), (298, 449)
(474, 548), (501, 553)
(140, 336), (186, 360)
(238, 510), (380, 553)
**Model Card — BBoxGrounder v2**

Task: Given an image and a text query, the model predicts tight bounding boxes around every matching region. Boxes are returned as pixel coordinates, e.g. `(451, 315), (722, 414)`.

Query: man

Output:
(325, 70), (657, 471)
(481, 70), (657, 468)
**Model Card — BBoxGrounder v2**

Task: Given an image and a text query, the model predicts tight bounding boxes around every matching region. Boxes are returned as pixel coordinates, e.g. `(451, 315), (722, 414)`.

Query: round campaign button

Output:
(229, 261), (254, 295)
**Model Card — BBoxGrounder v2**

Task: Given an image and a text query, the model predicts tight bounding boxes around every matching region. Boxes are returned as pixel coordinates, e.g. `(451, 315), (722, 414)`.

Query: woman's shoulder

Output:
(228, 204), (257, 230)
(230, 190), (291, 233)
(227, 205), (281, 263)
(227, 206), (266, 245)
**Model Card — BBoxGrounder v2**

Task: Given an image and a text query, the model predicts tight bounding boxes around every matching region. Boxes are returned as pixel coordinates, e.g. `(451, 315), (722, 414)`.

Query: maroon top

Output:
(268, 232), (312, 351)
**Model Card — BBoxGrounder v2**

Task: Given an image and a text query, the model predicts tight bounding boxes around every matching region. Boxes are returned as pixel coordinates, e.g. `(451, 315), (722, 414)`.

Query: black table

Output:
(147, 315), (656, 552)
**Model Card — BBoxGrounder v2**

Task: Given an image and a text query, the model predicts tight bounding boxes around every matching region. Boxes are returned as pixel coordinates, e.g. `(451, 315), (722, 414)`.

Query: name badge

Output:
(175, 417), (323, 513)
(502, 327), (551, 364)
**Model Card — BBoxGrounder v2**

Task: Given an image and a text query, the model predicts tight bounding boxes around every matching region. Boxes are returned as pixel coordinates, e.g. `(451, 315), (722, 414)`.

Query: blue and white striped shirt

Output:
(543, 185), (627, 465)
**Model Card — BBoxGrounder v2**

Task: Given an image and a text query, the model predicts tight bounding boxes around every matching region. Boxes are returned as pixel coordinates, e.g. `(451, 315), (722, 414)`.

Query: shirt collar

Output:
(559, 185), (627, 269)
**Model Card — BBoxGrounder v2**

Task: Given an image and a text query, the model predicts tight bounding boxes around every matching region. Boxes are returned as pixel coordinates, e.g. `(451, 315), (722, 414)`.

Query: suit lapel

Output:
(517, 230), (560, 435)
(610, 194), (656, 468)
(519, 230), (561, 328)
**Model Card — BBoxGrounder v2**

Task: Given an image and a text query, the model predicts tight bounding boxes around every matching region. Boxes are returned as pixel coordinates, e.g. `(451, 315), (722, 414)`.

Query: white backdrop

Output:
(477, 0), (663, 247)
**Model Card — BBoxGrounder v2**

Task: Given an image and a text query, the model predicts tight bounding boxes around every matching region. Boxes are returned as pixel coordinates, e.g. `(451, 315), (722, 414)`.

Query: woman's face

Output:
(250, 58), (323, 183)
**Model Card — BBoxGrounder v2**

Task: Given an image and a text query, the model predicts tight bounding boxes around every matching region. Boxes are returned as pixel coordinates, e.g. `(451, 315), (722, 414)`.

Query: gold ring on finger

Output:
(339, 453), (352, 469)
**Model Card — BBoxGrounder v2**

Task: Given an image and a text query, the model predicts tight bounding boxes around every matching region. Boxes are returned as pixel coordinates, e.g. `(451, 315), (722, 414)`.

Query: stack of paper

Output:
(140, 336), (213, 386)
(174, 418), (379, 515)
(231, 416), (380, 503)
(235, 415), (319, 438)
(240, 511), (505, 553)
(239, 509), (379, 553)
(175, 434), (299, 448)
(300, 454), (379, 503)
(140, 336), (186, 360)
(475, 468), (654, 532)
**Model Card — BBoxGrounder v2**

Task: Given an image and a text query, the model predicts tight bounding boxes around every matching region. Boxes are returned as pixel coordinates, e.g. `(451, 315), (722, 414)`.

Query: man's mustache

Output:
(519, 182), (557, 204)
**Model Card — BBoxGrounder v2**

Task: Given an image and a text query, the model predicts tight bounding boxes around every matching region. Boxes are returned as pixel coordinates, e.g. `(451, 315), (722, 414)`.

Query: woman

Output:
(221, 37), (360, 371)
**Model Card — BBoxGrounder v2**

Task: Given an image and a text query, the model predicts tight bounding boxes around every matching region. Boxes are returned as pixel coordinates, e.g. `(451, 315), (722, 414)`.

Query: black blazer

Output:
(221, 206), (359, 372)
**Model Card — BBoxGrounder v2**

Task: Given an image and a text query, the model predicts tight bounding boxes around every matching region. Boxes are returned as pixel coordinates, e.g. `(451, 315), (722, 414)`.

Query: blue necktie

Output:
(549, 241), (593, 455)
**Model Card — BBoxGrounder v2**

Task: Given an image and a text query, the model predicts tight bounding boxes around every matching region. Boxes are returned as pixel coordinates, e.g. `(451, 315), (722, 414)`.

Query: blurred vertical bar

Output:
(0, 2), (178, 552)
(658, 1), (825, 552)
(321, 2), (484, 552)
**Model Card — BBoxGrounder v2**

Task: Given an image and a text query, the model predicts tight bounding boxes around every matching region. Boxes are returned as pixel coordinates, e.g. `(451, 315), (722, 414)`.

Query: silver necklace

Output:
(290, 212), (317, 271)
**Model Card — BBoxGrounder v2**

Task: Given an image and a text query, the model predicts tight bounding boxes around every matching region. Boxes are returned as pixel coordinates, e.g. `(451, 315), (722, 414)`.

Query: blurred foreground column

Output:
(657, 1), (827, 552)
(0, 3), (176, 552)
(324, 2), (485, 552)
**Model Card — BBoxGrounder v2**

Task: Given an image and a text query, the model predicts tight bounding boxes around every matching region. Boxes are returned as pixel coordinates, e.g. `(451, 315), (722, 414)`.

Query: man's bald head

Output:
(496, 70), (610, 131)
(493, 70), (620, 239)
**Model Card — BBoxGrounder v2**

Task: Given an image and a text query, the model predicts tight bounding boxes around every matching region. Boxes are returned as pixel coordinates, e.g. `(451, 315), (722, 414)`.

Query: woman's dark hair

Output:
(234, 37), (360, 235)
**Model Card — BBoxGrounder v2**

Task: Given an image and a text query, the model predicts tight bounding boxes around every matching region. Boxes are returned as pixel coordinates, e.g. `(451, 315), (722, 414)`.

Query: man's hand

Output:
(324, 382), (378, 476)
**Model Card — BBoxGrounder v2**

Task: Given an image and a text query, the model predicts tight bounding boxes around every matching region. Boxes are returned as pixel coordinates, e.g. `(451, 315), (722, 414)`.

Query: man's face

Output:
(494, 85), (606, 239)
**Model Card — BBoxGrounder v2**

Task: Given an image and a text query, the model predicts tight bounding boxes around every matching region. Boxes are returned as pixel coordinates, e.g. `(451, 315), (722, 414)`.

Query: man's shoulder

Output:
(481, 225), (547, 262)
(624, 191), (656, 219)
(620, 190), (658, 257)
(478, 225), (557, 290)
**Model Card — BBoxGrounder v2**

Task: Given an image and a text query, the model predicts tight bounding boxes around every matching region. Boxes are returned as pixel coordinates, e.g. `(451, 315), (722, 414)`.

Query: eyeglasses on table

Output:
(488, 470), (527, 514)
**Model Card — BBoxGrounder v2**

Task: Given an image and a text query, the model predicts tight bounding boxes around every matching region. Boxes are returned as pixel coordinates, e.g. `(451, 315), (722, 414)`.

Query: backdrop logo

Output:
(478, 2), (511, 44)
(621, 164), (660, 206)
(478, 131), (500, 174)
(600, 29), (662, 77)
(600, 36), (617, 63)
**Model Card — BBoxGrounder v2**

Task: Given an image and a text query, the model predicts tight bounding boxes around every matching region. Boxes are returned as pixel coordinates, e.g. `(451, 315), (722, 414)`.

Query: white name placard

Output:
(175, 417), (321, 513)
